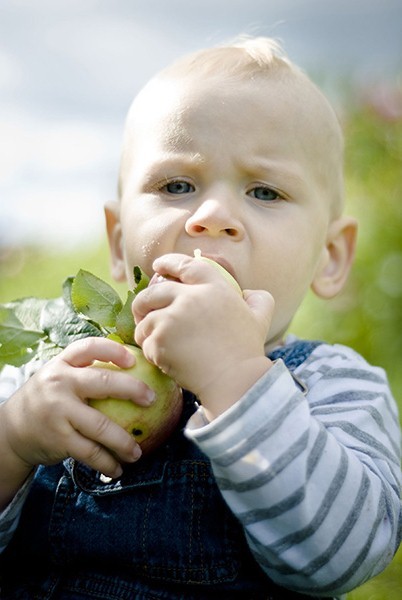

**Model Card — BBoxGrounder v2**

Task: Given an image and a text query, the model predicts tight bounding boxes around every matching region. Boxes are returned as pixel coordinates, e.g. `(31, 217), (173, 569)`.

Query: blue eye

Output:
(249, 186), (280, 202)
(164, 181), (194, 194)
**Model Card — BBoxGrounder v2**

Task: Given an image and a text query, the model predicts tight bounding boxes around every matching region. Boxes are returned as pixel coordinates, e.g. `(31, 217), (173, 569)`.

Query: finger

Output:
(132, 280), (177, 324)
(243, 289), (275, 330)
(71, 404), (142, 467)
(61, 337), (136, 369)
(74, 364), (156, 406)
(67, 432), (125, 479)
(133, 308), (164, 349)
(152, 253), (201, 285)
(66, 429), (140, 479)
(153, 252), (237, 289)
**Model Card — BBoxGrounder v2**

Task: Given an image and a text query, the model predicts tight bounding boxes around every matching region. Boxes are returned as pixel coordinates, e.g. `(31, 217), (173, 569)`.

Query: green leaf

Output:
(0, 306), (43, 367)
(71, 269), (123, 328)
(36, 340), (63, 362)
(114, 266), (149, 345)
(41, 297), (103, 348)
(115, 290), (136, 344)
(62, 276), (75, 307)
(106, 333), (124, 344)
(2, 297), (48, 331)
(0, 268), (152, 369)
(0, 344), (39, 369)
(133, 266), (150, 295)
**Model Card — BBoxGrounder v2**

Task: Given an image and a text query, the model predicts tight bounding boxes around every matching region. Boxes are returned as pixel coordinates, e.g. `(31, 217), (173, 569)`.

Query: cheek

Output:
(120, 206), (180, 278)
(121, 226), (161, 281)
(256, 256), (313, 340)
(253, 232), (319, 303)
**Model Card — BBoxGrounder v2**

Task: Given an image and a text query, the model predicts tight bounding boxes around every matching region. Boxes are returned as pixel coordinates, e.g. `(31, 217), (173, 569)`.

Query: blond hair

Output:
(160, 36), (292, 78)
(119, 36), (344, 214)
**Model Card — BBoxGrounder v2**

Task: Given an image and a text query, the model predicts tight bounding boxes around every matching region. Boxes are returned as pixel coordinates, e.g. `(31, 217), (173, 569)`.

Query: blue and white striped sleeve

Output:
(0, 365), (36, 554)
(185, 344), (401, 597)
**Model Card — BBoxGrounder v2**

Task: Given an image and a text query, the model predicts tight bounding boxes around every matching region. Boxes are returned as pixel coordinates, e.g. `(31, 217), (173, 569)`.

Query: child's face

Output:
(108, 75), (343, 345)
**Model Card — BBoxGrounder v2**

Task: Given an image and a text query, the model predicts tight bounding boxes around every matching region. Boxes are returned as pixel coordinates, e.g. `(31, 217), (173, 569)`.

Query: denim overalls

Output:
(0, 340), (331, 599)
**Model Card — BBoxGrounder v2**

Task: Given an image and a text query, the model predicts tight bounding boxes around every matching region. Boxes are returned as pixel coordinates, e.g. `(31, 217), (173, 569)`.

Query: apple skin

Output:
(89, 345), (183, 456)
(194, 249), (243, 295)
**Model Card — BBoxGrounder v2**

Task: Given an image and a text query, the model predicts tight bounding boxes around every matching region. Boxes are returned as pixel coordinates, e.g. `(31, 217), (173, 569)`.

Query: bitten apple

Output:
(193, 248), (243, 295)
(89, 345), (183, 455)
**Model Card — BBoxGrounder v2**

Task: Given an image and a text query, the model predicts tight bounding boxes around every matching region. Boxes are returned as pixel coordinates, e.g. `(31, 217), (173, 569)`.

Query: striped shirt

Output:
(185, 341), (401, 597)
(0, 340), (401, 598)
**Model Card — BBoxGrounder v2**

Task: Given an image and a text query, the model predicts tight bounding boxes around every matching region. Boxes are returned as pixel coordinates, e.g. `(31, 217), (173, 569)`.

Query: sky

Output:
(1, 0), (401, 249)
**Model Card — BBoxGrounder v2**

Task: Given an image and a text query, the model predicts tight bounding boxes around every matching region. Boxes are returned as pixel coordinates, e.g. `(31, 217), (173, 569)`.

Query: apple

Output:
(89, 345), (183, 455)
(193, 248), (243, 295)
(87, 250), (240, 457)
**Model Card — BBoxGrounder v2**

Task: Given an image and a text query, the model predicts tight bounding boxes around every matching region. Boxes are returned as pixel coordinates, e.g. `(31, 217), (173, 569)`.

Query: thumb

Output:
(242, 289), (275, 330)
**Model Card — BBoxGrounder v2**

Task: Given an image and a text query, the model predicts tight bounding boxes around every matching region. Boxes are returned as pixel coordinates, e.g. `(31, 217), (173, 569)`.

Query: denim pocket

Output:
(50, 452), (243, 585)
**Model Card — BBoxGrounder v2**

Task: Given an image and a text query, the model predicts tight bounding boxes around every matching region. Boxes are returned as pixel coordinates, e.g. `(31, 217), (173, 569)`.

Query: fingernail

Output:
(145, 388), (156, 404)
(133, 445), (142, 460)
(111, 466), (123, 479)
(149, 273), (168, 286)
(125, 352), (136, 366)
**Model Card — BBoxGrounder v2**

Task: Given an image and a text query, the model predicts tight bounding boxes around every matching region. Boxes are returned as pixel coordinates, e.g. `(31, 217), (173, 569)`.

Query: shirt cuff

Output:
(185, 359), (294, 444)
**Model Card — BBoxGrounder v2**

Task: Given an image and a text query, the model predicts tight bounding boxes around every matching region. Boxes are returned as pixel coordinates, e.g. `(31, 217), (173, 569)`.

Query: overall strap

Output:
(268, 339), (323, 371)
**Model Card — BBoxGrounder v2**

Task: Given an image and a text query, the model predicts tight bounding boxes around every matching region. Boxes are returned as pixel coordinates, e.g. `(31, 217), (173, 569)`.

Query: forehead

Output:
(121, 71), (343, 212)
(126, 74), (318, 154)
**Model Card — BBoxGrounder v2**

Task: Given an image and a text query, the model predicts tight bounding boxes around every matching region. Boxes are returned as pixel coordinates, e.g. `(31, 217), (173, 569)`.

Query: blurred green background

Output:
(0, 91), (401, 599)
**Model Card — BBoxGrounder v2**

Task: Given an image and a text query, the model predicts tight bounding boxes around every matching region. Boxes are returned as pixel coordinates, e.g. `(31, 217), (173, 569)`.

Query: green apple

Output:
(194, 248), (243, 295)
(89, 345), (183, 455)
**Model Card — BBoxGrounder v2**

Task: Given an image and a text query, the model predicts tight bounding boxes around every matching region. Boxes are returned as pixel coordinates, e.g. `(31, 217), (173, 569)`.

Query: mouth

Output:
(194, 251), (238, 283)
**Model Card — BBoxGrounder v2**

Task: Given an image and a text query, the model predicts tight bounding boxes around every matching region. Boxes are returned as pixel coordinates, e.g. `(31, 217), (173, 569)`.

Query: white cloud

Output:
(0, 107), (121, 181)
(33, 121), (117, 173)
(43, 15), (184, 97)
(1, 182), (107, 249)
(0, 108), (121, 248)
(0, 50), (22, 91)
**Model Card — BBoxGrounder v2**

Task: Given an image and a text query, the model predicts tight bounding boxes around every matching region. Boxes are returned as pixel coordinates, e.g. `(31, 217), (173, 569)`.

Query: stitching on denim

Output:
(188, 469), (194, 567)
(141, 490), (153, 566)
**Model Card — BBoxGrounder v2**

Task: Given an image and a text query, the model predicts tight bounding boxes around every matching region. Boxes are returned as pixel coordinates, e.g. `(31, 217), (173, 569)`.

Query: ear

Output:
(104, 201), (127, 282)
(311, 216), (358, 299)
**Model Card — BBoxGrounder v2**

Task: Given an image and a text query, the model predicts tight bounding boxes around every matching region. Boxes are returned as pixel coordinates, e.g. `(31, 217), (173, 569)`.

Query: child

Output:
(0, 37), (400, 599)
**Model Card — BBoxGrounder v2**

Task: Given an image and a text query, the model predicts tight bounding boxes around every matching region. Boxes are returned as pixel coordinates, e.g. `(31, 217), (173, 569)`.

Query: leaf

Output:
(62, 276), (75, 307)
(36, 340), (63, 362)
(0, 344), (39, 369)
(133, 266), (150, 295)
(41, 297), (103, 348)
(114, 266), (150, 345)
(115, 290), (136, 344)
(0, 306), (43, 367)
(106, 333), (124, 343)
(3, 297), (48, 331)
(71, 269), (123, 328)
(0, 268), (152, 370)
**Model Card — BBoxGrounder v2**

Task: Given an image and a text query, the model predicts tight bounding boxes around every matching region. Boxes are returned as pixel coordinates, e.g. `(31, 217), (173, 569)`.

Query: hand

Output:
(0, 338), (154, 484)
(132, 253), (274, 418)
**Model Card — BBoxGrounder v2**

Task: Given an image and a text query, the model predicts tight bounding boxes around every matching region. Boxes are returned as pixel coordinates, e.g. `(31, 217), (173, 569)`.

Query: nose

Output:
(185, 198), (245, 239)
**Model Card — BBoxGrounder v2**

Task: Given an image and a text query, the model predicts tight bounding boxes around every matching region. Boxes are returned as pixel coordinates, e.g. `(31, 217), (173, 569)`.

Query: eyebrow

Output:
(135, 153), (203, 184)
(145, 152), (205, 171)
(138, 153), (309, 196)
(240, 157), (309, 190)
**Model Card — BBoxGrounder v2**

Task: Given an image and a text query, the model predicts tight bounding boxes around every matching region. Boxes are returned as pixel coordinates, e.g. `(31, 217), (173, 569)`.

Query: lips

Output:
(194, 252), (238, 282)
